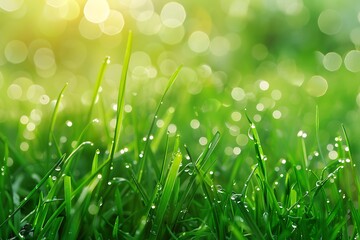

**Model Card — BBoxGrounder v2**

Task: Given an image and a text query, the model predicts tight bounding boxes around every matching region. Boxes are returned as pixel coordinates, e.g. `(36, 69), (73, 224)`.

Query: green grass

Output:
(1, 33), (360, 240)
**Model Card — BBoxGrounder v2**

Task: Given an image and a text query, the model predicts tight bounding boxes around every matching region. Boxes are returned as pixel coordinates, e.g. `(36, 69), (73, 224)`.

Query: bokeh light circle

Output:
(84, 0), (110, 24)
(344, 50), (360, 73)
(33, 48), (56, 70)
(323, 52), (342, 71)
(318, 9), (342, 35)
(79, 17), (102, 40)
(350, 28), (360, 45)
(129, 0), (154, 22)
(0, 0), (23, 12)
(210, 36), (230, 56)
(160, 2), (186, 28)
(4, 40), (28, 64)
(137, 13), (161, 35)
(100, 10), (125, 35)
(305, 75), (328, 97)
(7, 84), (22, 99)
(231, 87), (246, 101)
(188, 31), (210, 53)
(159, 25), (185, 45)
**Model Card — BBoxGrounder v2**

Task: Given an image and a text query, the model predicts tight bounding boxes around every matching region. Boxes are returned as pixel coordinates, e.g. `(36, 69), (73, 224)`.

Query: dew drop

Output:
(65, 120), (73, 127)
(316, 180), (322, 187)
(247, 128), (254, 141)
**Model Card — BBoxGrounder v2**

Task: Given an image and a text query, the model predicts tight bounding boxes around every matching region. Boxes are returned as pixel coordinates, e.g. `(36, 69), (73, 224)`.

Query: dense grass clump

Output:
(1, 33), (360, 240)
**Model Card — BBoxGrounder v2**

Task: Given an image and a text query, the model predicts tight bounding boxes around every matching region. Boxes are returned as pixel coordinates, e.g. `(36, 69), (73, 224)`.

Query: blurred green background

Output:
(1, 0), (360, 174)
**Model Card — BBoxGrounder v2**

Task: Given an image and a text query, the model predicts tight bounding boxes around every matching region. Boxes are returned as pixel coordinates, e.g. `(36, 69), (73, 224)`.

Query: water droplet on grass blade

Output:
(65, 120), (73, 127)
(316, 180), (322, 187)
(247, 128), (254, 140)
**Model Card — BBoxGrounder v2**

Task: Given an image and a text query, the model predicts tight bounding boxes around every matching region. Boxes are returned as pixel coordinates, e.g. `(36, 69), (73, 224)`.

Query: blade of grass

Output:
(150, 151), (182, 239)
(112, 216), (120, 239)
(112, 31), (132, 156)
(245, 112), (267, 181)
(0, 139), (12, 238)
(46, 217), (63, 240)
(48, 83), (68, 147)
(137, 65), (182, 183)
(64, 175), (72, 218)
(349, 200), (360, 236)
(86, 56), (110, 124)
(100, 31), (132, 196)
(315, 106), (325, 163)
(341, 124), (360, 205)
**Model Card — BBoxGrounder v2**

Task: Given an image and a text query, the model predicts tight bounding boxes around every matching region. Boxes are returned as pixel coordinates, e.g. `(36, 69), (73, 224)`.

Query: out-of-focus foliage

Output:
(1, 0), (360, 167)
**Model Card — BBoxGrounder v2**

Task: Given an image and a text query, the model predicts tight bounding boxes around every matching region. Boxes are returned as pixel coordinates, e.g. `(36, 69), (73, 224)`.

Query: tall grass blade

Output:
(98, 31), (132, 197)
(315, 106), (325, 162)
(86, 56), (110, 123)
(112, 31), (132, 156)
(245, 112), (267, 181)
(150, 151), (182, 239)
(47, 217), (63, 240)
(64, 175), (72, 218)
(48, 83), (68, 146)
(0, 138), (12, 238)
(137, 65), (182, 182)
